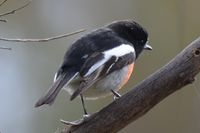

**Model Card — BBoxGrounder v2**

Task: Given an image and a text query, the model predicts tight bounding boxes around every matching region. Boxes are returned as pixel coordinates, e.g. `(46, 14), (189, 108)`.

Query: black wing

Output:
(61, 28), (127, 70)
(70, 52), (118, 100)
(70, 53), (136, 100)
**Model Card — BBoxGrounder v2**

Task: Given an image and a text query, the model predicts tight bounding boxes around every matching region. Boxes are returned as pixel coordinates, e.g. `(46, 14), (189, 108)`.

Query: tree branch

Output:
(0, 0), (31, 18)
(0, 0), (8, 7)
(60, 37), (200, 133)
(0, 29), (85, 42)
(0, 46), (11, 50)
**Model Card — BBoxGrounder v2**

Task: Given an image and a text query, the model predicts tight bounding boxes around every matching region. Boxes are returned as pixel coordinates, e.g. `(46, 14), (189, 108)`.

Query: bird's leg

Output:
(111, 89), (121, 100)
(80, 94), (90, 118)
(60, 94), (90, 126)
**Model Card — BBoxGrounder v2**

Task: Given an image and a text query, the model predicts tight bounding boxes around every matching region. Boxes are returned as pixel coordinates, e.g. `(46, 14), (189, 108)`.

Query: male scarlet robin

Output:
(35, 20), (152, 118)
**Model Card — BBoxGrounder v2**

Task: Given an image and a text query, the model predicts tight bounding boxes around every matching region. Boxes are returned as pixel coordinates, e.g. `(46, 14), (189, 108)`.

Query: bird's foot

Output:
(113, 95), (121, 100)
(60, 118), (84, 126)
(111, 90), (121, 100)
(60, 114), (91, 126)
(83, 113), (90, 119)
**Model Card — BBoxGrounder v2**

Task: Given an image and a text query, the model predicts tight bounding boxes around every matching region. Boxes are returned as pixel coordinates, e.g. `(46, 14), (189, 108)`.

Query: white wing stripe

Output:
(84, 44), (135, 77)
(84, 57), (108, 77)
(103, 44), (135, 58)
(106, 57), (118, 74)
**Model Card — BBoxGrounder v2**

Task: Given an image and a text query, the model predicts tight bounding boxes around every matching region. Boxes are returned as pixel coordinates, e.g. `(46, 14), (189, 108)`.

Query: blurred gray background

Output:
(0, 0), (200, 133)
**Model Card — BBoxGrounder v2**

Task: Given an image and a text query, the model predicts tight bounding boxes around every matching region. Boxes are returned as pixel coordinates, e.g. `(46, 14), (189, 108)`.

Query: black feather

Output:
(35, 69), (77, 107)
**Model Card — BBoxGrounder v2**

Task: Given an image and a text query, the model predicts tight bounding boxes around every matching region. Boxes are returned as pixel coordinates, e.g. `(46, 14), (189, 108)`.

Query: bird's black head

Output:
(108, 20), (152, 58)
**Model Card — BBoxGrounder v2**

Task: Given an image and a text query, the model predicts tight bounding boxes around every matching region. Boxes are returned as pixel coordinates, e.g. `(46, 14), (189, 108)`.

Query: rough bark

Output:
(61, 37), (200, 133)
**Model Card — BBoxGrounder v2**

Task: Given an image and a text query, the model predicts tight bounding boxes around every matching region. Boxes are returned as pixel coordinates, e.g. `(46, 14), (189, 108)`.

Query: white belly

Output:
(64, 65), (131, 100)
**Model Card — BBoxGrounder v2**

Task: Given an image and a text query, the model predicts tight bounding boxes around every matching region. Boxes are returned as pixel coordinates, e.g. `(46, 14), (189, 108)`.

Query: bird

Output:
(35, 20), (152, 116)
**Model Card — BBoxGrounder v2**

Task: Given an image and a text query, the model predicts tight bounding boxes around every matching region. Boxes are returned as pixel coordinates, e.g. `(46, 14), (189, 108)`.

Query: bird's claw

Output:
(60, 118), (84, 126)
(60, 114), (91, 126)
(113, 95), (121, 100)
(83, 114), (90, 119)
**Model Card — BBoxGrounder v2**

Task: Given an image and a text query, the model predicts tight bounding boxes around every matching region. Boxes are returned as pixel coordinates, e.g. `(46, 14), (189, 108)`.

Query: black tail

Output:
(35, 71), (78, 107)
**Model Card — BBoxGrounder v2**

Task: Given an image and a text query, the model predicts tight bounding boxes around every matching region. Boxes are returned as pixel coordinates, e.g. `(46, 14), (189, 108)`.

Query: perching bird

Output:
(35, 20), (152, 116)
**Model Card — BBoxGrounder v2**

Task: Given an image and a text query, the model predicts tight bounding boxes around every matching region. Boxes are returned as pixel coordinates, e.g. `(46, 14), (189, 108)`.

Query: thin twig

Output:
(0, 46), (11, 50)
(0, 0), (8, 7)
(0, 0), (31, 17)
(0, 29), (86, 42)
(0, 19), (6, 22)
